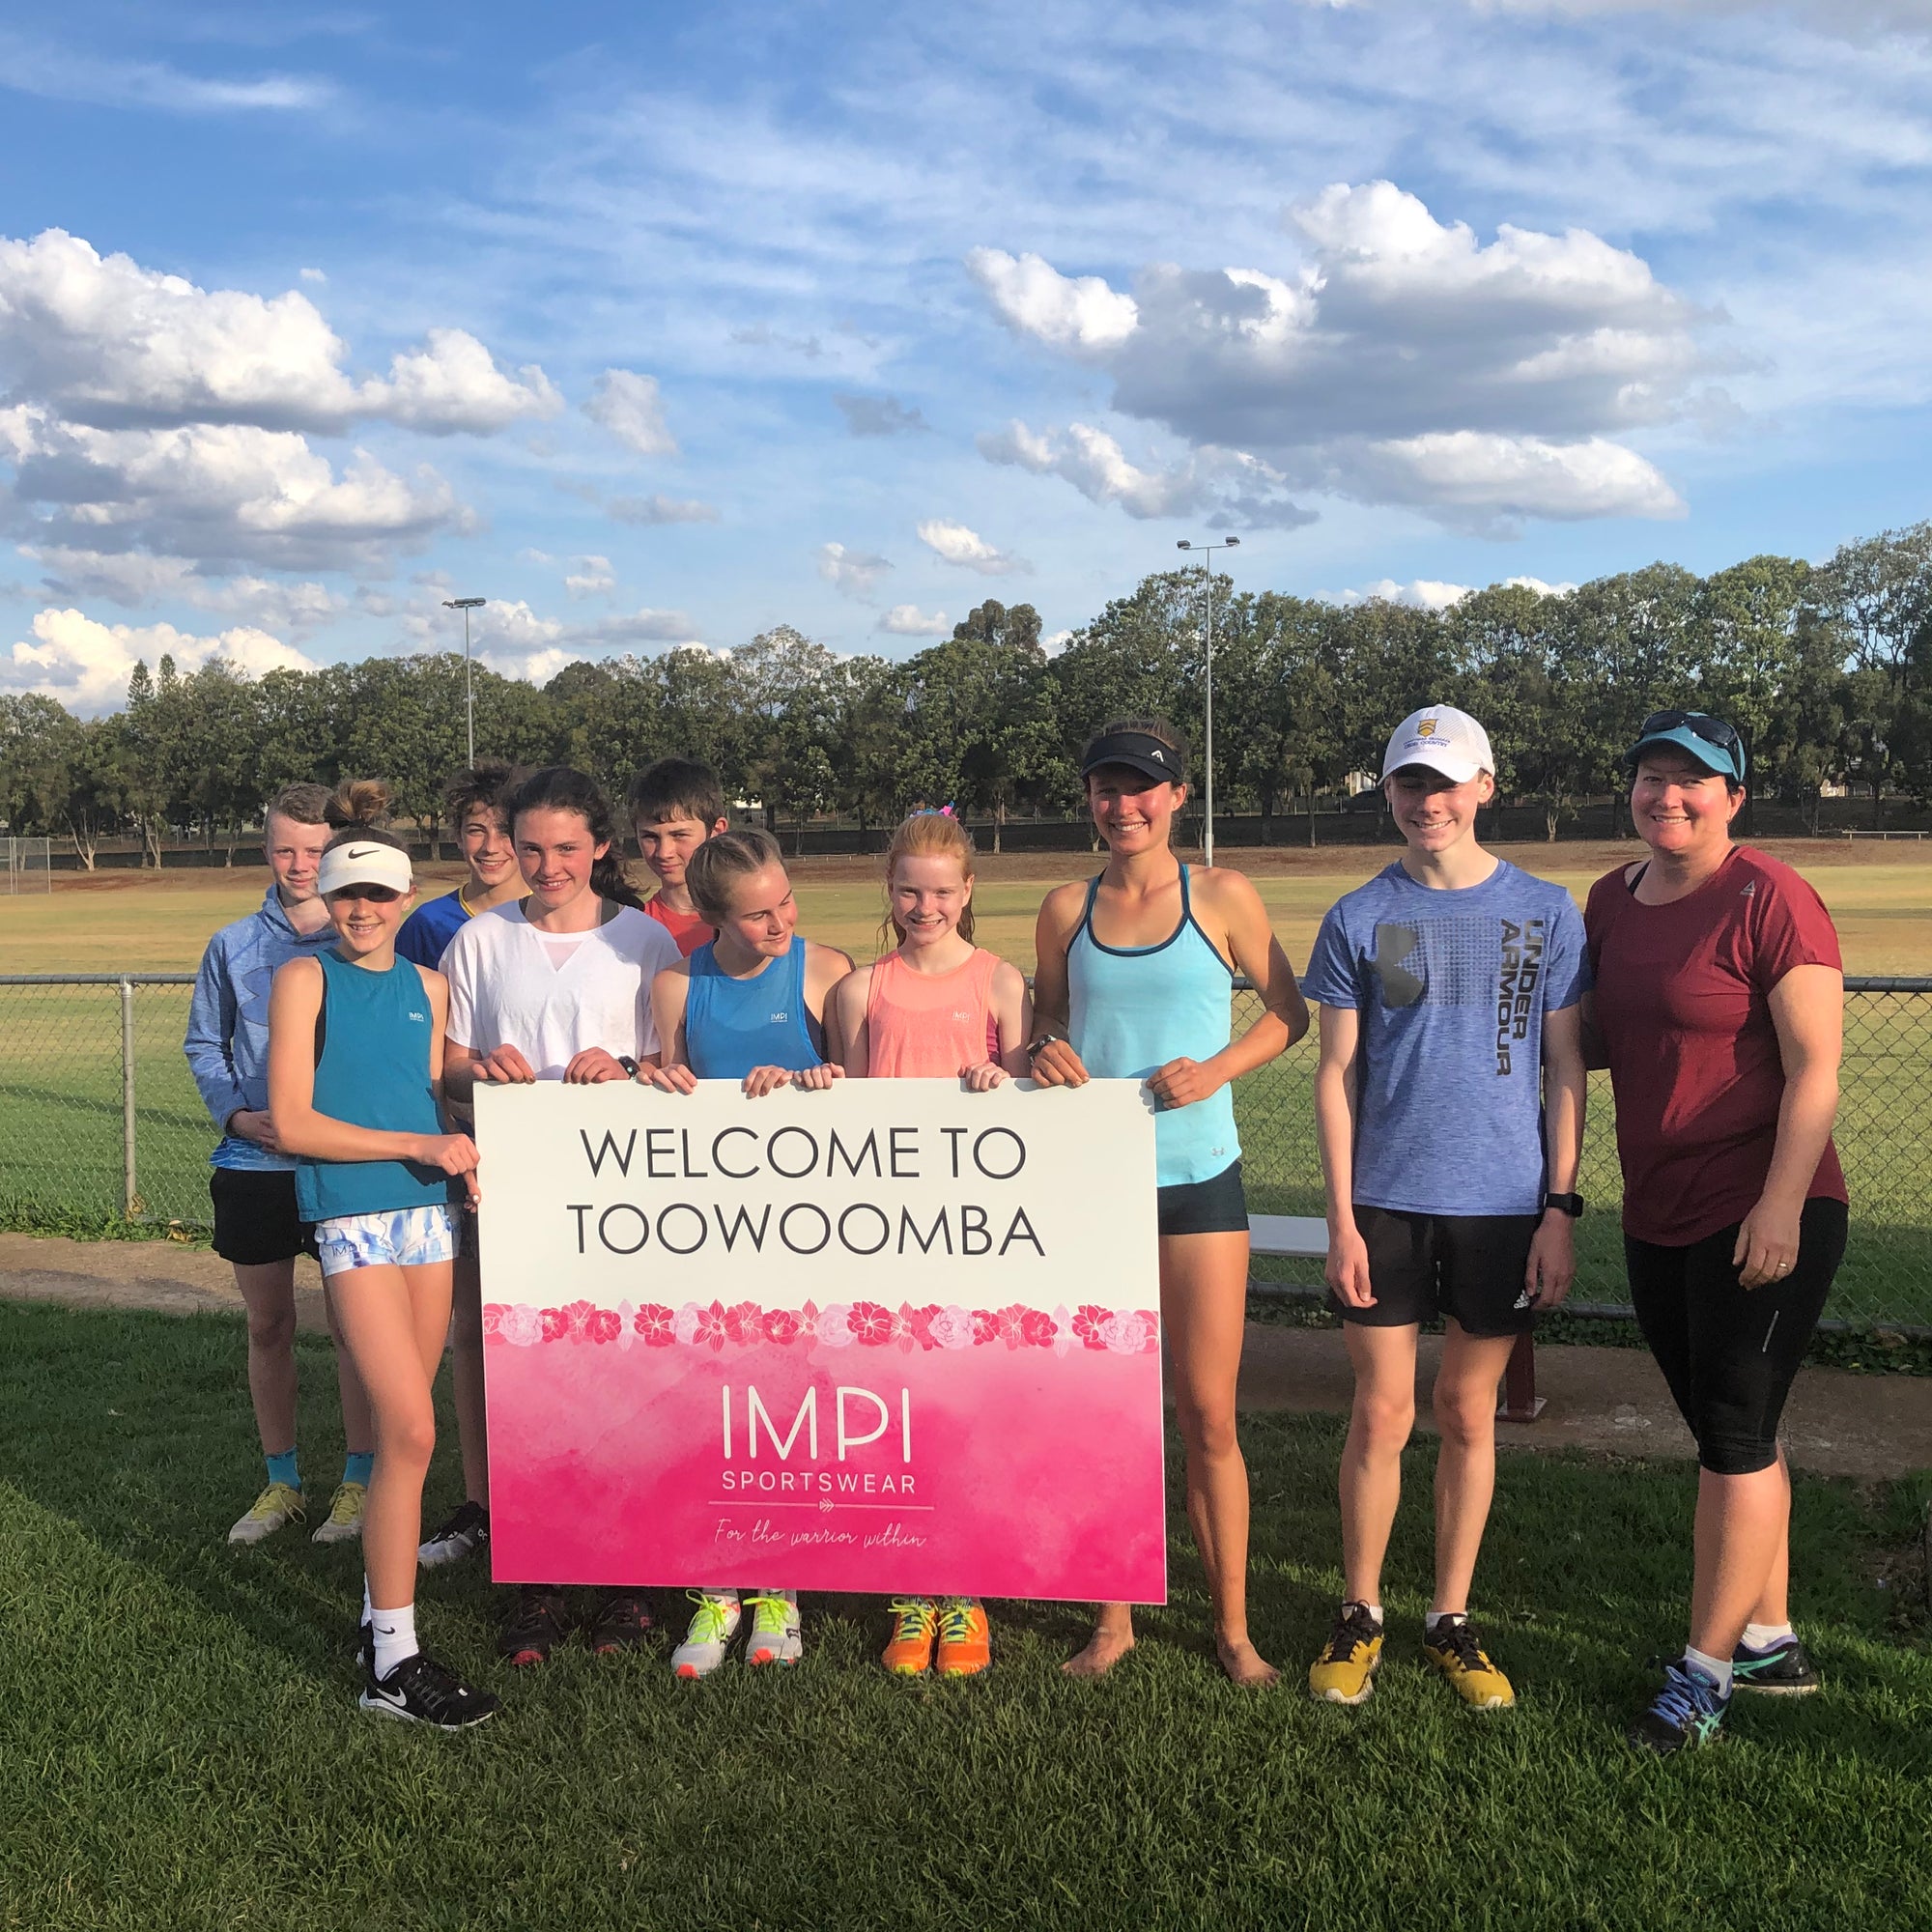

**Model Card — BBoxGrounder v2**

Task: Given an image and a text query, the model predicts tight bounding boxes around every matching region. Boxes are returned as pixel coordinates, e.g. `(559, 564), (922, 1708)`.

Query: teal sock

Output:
(266, 1448), (299, 1491)
(343, 1452), (374, 1488)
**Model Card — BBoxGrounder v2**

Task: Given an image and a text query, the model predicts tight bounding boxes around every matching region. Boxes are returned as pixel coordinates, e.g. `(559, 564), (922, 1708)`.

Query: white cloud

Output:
(564, 554), (615, 598)
(608, 493), (720, 526)
(916, 520), (1030, 575)
(582, 368), (678, 456)
(0, 230), (558, 436)
(979, 419), (1315, 529)
(517, 547), (554, 564)
(298, 268), (327, 285)
(1328, 572), (1580, 609)
(968, 182), (1707, 531)
(0, 39), (336, 114)
(1347, 432), (1684, 531)
(2, 405), (465, 572)
(20, 546), (345, 632)
(877, 604), (949, 636)
(818, 540), (893, 600)
(966, 248), (1140, 355)
(2, 606), (317, 713)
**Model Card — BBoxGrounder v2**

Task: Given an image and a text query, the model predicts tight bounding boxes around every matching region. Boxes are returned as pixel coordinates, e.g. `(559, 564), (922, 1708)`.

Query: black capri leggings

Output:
(1623, 1197), (1848, 1477)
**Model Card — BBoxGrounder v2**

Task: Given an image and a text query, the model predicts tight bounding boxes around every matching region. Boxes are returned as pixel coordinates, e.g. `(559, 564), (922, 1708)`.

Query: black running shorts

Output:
(1623, 1197), (1847, 1477)
(1333, 1206), (1542, 1337)
(209, 1167), (319, 1266)
(1157, 1159), (1248, 1238)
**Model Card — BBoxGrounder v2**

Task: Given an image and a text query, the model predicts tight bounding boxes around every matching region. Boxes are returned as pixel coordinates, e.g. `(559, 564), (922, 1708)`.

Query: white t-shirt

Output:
(442, 900), (677, 1076)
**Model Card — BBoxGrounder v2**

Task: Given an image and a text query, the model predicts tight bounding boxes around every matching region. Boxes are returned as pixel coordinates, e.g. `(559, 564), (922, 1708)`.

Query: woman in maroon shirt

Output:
(1584, 710), (1846, 1756)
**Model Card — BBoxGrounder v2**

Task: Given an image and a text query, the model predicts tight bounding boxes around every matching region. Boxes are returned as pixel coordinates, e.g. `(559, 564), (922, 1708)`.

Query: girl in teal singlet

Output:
(644, 829), (855, 1677)
(268, 788), (495, 1729)
(1030, 718), (1309, 1688)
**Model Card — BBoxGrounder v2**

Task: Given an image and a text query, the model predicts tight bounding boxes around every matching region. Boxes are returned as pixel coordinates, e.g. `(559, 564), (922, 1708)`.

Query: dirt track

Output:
(4, 1232), (1924, 1483)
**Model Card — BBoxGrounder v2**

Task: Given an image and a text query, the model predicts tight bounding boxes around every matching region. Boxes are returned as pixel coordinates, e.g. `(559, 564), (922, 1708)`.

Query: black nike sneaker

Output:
(359, 1652), (499, 1729)
(1731, 1634), (1821, 1696)
(418, 1500), (491, 1569)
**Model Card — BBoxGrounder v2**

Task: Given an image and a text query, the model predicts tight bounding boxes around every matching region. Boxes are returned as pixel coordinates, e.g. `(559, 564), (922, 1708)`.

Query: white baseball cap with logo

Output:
(1381, 705), (1495, 784)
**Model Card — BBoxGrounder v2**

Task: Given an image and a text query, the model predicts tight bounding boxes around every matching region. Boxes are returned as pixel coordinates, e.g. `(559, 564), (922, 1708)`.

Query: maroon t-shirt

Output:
(1584, 845), (1846, 1247)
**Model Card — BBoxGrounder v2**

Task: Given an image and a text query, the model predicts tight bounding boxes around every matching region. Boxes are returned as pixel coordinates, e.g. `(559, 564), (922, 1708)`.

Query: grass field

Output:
(1, 1299), (1927, 1932)
(3, 844), (1929, 1326)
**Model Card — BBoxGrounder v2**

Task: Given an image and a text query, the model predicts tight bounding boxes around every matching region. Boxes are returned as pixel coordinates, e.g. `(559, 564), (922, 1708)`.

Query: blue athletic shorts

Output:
(314, 1204), (458, 1278)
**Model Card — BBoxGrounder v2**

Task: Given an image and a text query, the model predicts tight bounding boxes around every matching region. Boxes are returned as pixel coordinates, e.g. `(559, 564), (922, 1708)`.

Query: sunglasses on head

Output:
(1638, 709), (1741, 753)
(330, 884), (403, 904)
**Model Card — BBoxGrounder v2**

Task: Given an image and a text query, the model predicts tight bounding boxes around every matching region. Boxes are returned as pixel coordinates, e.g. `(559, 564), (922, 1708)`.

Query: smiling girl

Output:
(267, 785), (496, 1728)
(437, 765), (680, 1667)
(1030, 718), (1309, 1687)
(645, 829), (854, 1677)
(827, 810), (1031, 1680)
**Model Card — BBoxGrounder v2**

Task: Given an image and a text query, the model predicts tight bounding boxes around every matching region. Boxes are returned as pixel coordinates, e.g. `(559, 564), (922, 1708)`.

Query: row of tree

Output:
(3, 523), (1929, 866)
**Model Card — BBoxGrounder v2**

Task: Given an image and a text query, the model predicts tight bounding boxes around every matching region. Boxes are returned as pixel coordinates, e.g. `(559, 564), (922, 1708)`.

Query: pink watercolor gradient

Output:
(485, 1333), (1168, 1603)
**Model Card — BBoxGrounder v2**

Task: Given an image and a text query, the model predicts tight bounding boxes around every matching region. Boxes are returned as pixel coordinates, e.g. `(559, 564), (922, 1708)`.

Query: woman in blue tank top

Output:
(1031, 718), (1309, 1689)
(642, 829), (854, 1677)
(268, 804), (496, 1731)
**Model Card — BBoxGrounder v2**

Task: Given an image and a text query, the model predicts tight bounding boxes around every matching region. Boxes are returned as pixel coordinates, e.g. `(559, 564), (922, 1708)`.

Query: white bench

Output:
(1245, 1213), (1545, 1421)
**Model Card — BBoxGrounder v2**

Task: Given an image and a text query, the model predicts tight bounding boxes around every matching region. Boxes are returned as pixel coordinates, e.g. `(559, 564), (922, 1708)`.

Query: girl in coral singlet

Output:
(828, 810), (1031, 1679)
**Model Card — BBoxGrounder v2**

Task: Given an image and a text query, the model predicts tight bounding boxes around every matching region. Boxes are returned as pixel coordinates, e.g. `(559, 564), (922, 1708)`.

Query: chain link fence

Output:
(2, 972), (1928, 1331)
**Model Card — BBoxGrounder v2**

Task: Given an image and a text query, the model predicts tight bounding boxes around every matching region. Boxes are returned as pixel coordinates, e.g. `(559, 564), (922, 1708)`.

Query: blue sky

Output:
(3, 0), (1930, 709)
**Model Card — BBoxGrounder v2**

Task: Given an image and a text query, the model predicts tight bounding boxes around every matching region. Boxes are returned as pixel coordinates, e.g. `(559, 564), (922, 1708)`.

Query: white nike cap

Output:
(317, 838), (413, 896)
(1381, 705), (1495, 784)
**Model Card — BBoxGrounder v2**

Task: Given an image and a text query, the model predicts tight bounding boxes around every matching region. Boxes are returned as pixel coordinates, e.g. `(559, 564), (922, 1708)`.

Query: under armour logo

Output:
(1740, 881), (1756, 898)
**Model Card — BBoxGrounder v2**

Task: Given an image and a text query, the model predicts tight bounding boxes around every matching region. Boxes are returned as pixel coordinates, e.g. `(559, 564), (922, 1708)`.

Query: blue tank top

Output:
(1067, 865), (1239, 1188)
(683, 937), (823, 1080)
(295, 951), (452, 1224)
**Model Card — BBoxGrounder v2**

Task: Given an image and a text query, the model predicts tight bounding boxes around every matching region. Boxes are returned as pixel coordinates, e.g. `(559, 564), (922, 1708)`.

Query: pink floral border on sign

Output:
(482, 1298), (1160, 1357)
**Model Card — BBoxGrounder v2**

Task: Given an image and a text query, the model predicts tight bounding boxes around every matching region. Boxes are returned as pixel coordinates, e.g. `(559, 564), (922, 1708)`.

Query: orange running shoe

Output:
(935, 1598), (991, 1679)
(882, 1598), (938, 1676)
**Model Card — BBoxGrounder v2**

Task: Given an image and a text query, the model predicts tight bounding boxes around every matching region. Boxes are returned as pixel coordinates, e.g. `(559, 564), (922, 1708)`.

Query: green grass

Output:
(1, 1301), (1928, 1931)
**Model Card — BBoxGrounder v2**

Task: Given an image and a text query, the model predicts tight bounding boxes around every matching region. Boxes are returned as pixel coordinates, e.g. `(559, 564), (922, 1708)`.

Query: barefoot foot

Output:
(1216, 1634), (1279, 1689)
(1063, 1629), (1136, 1678)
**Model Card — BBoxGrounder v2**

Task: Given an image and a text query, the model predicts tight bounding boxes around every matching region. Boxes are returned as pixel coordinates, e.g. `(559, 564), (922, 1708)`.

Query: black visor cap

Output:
(1081, 731), (1184, 786)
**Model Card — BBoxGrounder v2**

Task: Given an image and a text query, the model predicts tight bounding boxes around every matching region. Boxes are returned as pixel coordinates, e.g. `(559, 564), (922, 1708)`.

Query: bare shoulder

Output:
(807, 940), (856, 976)
(273, 953), (324, 992)
(1037, 878), (1089, 931)
(1191, 864), (1268, 923)
(416, 962), (447, 1000)
(988, 957), (1027, 994)
(653, 956), (694, 989)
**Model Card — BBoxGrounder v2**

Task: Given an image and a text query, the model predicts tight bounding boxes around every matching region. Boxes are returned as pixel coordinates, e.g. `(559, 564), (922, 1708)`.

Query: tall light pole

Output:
(442, 597), (486, 768)
(1176, 537), (1238, 867)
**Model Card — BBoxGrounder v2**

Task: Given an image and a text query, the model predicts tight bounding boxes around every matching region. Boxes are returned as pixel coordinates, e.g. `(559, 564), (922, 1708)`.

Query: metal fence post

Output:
(120, 976), (137, 1218)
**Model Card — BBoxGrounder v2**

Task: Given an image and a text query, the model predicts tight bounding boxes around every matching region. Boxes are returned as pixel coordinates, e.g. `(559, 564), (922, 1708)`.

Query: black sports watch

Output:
(1542, 1192), (1584, 1218)
(617, 1055), (640, 1078)
(1025, 1034), (1065, 1062)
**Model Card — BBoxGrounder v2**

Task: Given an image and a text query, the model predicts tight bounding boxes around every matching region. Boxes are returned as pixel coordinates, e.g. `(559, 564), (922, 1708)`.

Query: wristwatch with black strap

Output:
(1542, 1192), (1584, 1218)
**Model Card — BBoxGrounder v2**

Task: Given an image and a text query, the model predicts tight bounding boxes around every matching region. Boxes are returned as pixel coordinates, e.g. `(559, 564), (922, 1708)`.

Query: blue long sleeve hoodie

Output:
(184, 887), (337, 1171)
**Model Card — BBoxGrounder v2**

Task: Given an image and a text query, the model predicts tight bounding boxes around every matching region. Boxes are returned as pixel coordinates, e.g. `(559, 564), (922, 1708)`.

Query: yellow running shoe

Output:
(1308, 1602), (1383, 1705)
(228, 1481), (304, 1546)
(311, 1481), (366, 1546)
(935, 1598), (991, 1679)
(881, 1598), (938, 1677)
(1423, 1616), (1515, 1710)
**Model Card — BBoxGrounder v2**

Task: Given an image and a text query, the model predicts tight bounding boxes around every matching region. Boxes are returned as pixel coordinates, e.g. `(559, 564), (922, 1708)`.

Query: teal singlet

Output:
(683, 936), (824, 1078)
(1067, 865), (1239, 1188)
(295, 951), (452, 1223)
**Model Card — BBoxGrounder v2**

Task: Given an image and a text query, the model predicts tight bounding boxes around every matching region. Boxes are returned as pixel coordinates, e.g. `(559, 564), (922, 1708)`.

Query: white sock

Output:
(1350, 1602), (1384, 1627)
(1683, 1644), (1733, 1696)
(371, 1603), (419, 1679)
(1426, 1608), (1467, 1633)
(1742, 1621), (1795, 1651)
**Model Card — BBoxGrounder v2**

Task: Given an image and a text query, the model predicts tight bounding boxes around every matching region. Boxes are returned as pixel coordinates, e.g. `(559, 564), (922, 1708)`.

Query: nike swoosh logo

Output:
(347, 844), (382, 859)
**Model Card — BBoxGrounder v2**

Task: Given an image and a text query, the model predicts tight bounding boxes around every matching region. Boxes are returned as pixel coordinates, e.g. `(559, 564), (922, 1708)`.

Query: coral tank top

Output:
(864, 947), (1002, 1077)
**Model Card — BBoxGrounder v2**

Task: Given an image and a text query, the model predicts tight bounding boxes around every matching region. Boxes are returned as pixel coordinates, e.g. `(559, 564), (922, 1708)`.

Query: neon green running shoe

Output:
(671, 1591), (742, 1679)
(311, 1481), (366, 1546)
(745, 1590), (802, 1667)
(228, 1481), (304, 1546)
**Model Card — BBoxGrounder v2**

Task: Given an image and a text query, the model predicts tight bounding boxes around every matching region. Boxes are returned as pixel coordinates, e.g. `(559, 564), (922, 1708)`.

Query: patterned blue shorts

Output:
(314, 1204), (458, 1278)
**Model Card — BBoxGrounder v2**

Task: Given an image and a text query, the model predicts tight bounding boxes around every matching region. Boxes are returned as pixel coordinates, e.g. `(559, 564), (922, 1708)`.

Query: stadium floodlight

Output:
(443, 598), (488, 768)
(1175, 538), (1239, 867)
